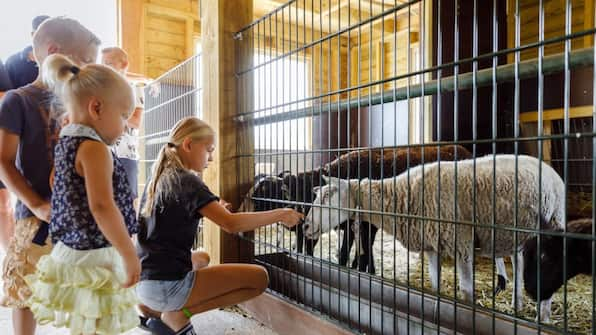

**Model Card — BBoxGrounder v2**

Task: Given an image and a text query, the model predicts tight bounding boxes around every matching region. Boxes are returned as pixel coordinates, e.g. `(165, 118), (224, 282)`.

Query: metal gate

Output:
(234, 1), (596, 334)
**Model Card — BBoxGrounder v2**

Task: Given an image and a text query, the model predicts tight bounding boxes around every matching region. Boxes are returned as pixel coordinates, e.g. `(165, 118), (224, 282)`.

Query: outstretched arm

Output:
(199, 201), (303, 234)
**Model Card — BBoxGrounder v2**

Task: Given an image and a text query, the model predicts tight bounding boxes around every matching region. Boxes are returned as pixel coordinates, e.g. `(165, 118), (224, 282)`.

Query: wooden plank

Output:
(145, 56), (182, 71)
(543, 120), (552, 165)
(240, 293), (353, 335)
(519, 105), (594, 122)
(201, 0), (254, 264)
(145, 42), (186, 59)
(146, 2), (199, 21)
(148, 0), (193, 12)
(145, 29), (186, 47)
(146, 16), (186, 34)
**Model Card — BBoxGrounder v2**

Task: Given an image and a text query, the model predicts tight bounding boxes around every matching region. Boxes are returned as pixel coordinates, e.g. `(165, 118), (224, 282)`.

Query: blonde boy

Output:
(101, 47), (144, 202)
(0, 17), (100, 335)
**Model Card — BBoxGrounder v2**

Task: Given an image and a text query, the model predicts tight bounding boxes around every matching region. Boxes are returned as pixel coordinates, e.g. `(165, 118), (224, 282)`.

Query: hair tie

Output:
(70, 66), (80, 75)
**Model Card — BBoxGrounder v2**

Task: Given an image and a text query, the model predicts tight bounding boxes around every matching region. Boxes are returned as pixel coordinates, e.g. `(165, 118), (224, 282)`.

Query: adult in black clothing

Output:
(5, 15), (49, 89)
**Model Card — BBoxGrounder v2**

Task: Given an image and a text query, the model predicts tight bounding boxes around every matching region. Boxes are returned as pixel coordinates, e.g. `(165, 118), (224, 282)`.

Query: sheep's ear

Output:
(312, 186), (321, 193)
(321, 175), (330, 184)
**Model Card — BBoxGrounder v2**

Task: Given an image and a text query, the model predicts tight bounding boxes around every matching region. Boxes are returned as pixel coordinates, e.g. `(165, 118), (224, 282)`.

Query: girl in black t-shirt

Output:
(136, 117), (303, 335)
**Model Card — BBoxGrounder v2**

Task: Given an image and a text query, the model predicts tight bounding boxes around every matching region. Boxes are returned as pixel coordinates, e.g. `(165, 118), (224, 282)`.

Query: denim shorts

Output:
(136, 271), (196, 312)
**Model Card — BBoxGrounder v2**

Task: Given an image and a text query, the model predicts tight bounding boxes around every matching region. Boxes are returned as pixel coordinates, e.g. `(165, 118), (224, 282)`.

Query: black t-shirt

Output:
(137, 170), (219, 281)
(0, 60), (13, 91)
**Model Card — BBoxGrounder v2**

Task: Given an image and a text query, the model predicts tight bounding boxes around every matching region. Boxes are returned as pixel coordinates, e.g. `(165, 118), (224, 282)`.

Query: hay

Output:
(253, 226), (595, 334)
(568, 191), (593, 219)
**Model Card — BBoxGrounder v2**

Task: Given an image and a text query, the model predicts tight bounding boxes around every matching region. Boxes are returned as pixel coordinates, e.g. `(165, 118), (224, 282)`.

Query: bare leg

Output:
(495, 257), (508, 295)
(0, 189), (14, 250)
(539, 297), (553, 323)
(425, 250), (440, 293)
(161, 264), (268, 332)
(511, 251), (524, 310)
(12, 308), (36, 335)
(456, 257), (474, 303)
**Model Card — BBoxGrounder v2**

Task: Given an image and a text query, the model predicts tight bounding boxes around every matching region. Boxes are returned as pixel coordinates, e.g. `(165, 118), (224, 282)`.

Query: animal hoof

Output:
(494, 275), (507, 295)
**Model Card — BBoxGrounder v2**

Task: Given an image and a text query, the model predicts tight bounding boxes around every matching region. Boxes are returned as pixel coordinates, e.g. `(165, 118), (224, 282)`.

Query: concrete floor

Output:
(0, 250), (279, 335)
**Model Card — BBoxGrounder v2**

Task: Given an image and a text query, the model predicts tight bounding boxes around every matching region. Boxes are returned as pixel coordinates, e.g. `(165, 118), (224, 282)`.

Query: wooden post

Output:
(201, 0), (254, 265)
(585, 0), (595, 48)
(120, 0), (144, 74)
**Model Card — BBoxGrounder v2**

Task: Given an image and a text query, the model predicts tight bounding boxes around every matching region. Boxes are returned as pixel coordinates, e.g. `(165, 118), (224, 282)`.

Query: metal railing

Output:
(140, 53), (203, 248)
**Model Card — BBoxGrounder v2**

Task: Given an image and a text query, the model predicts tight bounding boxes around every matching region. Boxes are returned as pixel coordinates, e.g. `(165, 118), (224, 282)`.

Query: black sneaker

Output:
(139, 316), (176, 335)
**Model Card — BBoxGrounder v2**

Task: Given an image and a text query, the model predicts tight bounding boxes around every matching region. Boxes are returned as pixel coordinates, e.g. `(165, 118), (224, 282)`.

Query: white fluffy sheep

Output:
(304, 154), (565, 308)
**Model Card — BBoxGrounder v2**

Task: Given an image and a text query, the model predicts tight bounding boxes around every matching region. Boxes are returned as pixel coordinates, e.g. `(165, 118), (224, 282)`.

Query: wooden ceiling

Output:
(253, 0), (420, 34)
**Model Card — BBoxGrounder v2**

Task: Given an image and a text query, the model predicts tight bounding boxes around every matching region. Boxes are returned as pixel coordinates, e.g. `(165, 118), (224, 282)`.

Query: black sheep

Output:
(523, 218), (593, 322)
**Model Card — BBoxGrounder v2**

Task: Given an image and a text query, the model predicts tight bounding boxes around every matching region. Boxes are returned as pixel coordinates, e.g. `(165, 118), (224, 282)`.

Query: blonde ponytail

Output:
(41, 54), (132, 115)
(42, 54), (78, 97)
(141, 117), (215, 217)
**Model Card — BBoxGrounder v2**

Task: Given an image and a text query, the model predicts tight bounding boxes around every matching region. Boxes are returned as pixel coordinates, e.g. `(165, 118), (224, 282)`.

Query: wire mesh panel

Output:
(234, 0), (596, 334)
(140, 53), (203, 248)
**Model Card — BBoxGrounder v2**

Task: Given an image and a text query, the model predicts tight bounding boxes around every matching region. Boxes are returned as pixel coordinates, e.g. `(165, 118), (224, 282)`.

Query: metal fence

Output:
(234, 0), (596, 334)
(140, 53), (204, 248)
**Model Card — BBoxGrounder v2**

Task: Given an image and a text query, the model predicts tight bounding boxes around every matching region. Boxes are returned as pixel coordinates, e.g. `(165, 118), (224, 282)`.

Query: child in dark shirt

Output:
(136, 117), (303, 335)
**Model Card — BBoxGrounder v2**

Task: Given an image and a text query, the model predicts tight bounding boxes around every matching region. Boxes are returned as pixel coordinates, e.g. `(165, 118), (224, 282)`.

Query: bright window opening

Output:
(254, 53), (311, 151)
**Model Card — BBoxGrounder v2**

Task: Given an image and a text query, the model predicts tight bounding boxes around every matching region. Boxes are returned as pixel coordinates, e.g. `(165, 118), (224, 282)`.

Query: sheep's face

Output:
(523, 234), (566, 302)
(240, 175), (290, 212)
(304, 177), (352, 239)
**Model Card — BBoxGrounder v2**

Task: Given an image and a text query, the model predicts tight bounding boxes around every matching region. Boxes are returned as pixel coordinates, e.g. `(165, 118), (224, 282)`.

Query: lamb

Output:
(523, 218), (593, 322)
(304, 154), (565, 309)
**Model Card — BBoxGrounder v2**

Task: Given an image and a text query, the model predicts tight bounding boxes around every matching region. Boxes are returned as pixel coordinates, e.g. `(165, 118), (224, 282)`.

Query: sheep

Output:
(238, 174), (319, 255)
(324, 144), (473, 179)
(523, 218), (593, 322)
(279, 168), (375, 272)
(322, 144), (473, 274)
(304, 154), (565, 309)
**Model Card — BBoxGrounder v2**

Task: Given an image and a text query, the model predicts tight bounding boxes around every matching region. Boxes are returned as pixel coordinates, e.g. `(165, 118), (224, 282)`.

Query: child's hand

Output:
(121, 255), (141, 288)
(31, 202), (51, 223)
(277, 208), (304, 229)
(219, 199), (232, 211)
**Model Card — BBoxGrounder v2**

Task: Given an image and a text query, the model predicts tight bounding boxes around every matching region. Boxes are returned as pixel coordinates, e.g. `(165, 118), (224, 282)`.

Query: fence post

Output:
(201, 0), (254, 265)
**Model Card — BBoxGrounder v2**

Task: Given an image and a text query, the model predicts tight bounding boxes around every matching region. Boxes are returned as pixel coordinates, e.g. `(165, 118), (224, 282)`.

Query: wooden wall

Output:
(121, 0), (200, 79)
(507, 0), (593, 62)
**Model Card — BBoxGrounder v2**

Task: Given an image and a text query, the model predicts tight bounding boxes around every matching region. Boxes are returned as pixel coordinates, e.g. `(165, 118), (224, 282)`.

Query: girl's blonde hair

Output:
(142, 117), (215, 217)
(42, 54), (132, 113)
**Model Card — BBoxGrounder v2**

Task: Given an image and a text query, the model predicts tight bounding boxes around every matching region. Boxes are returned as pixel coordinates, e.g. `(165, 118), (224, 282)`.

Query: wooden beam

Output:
(201, 0), (254, 264)
(585, 0), (595, 47)
(185, 18), (195, 58)
(120, 0), (144, 74)
(240, 293), (353, 335)
(519, 105), (594, 123)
